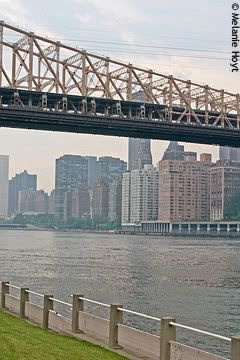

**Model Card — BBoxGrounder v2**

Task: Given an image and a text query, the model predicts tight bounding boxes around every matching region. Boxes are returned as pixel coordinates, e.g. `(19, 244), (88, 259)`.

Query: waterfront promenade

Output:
(1, 280), (239, 360)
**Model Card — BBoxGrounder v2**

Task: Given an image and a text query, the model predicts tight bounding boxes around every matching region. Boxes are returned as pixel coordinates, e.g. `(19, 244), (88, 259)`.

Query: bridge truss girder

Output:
(0, 21), (239, 130)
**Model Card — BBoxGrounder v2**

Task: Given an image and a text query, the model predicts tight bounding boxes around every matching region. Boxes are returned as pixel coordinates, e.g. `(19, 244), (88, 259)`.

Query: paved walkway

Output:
(68, 330), (156, 360)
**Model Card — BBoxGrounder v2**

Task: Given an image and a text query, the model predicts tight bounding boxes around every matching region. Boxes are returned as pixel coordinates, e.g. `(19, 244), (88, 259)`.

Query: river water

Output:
(0, 230), (239, 357)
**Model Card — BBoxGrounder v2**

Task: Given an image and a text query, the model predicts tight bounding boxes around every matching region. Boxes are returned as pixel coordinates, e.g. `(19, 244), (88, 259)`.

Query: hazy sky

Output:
(0, 0), (239, 192)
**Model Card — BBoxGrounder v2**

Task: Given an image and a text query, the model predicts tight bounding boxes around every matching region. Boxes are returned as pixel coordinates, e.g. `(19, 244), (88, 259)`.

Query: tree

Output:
(224, 192), (240, 220)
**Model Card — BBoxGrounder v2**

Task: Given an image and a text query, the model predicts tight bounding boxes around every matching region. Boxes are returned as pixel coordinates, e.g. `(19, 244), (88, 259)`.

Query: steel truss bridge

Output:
(0, 21), (239, 146)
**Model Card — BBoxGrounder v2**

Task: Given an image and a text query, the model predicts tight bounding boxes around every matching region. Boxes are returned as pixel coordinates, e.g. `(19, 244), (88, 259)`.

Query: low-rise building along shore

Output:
(121, 220), (240, 236)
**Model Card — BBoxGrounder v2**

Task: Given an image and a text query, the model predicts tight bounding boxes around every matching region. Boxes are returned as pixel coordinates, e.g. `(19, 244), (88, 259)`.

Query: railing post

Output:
(109, 304), (123, 349)
(1, 281), (9, 309)
(72, 294), (84, 334)
(160, 317), (176, 360)
(20, 288), (29, 318)
(43, 295), (53, 329)
(231, 336), (240, 360)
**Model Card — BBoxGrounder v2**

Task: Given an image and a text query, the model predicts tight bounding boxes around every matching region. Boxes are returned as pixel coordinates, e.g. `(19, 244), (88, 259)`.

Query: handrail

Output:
(1, 282), (233, 345)
(118, 308), (161, 322)
(25, 290), (44, 298)
(6, 284), (21, 290)
(78, 296), (110, 308)
(170, 322), (231, 342)
(49, 297), (72, 307)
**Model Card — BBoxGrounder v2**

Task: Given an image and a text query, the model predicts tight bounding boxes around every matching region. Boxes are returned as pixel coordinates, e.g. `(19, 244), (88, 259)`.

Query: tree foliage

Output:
(224, 192), (240, 220)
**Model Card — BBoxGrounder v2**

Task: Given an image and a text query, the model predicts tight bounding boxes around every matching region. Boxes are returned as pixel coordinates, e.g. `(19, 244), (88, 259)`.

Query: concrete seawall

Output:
(1, 284), (234, 360)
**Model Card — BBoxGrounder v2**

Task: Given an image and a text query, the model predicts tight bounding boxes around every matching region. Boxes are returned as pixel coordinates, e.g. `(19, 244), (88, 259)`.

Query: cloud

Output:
(74, 0), (146, 25)
(0, 0), (29, 24)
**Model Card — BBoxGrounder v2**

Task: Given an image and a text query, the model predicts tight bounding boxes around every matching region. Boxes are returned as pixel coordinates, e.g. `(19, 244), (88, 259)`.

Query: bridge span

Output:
(0, 21), (239, 146)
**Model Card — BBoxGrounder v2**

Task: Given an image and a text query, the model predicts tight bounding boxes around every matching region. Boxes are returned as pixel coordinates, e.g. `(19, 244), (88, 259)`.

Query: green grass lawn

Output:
(0, 311), (127, 360)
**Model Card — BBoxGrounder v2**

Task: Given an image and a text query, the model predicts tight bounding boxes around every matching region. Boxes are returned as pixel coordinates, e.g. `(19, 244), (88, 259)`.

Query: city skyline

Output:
(2, 138), (219, 192)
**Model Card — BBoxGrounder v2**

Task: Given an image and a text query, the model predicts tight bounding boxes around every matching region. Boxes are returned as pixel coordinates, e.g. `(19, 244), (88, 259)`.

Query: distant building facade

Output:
(122, 165), (159, 224)
(159, 154), (213, 222)
(48, 190), (55, 215)
(128, 91), (152, 171)
(219, 146), (240, 162)
(121, 172), (131, 224)
(0, 155), (9, 218)
(92, 178), (109, 219)
(210, 161), (240, 221)
(128, 138), (152, 171)
(108, 178), (122, 223)
(162, 141), (185, 161)
(8, 170), (37, 216)
(63, 186), (90, 221)
(55, 155), (88, 219)
(18, 189), (48, 214)
(98, 156), (127, 185)
(85, 156), (98, 186)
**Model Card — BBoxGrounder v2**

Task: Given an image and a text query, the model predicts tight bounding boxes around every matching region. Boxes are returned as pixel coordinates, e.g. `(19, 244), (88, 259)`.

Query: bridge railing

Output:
(1, 281), (239, 360)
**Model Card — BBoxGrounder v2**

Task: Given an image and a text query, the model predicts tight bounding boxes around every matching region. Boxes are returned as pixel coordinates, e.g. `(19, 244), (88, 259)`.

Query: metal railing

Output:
(170, 321), (231, 343)
(1, 280), (239, 360)
(78, 296), (110, 308)
(25, 290), (44, 298)
(118, 307), (161, 322)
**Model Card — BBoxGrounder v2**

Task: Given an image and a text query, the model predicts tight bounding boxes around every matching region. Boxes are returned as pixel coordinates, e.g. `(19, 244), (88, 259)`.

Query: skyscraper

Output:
(128, 138), (152, 171)
(162, 141), (185, 161)
(55, 155), (88, 219)
(8, 170), (37, 216)
(210, 161), (240, 221)
(159, 154), (212, 222)
(98, 156), (127, 185)
(0, 155), (9, 218)
(219, 146), (240, 162)
(108, 178), (122, 223)
(84, 156), (98, 186)
(122, 165), (159, 224)
(128, 91), (152, 171)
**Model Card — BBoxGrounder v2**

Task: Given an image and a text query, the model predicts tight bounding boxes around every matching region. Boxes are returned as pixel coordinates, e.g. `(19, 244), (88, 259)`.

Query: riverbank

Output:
(0, 310), (126, 360)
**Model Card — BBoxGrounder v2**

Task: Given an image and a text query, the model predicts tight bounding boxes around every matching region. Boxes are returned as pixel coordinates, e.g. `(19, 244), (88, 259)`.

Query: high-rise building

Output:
(162, 141), (185, 161)
(35, 190), (49, 213)
(210, 161), (240, 221)
(122, 165), (159, 224)
(128, 138), (152, 171)
(92, 178), (109, 219)
(0, 155), (9, 218)
(121, 172), (131, 224)
(128, 91), (152, 171)
(159, 154), (212, 222)
(108, 178), (122, 223)
(63, 186), (90, 221)
(219, 146), (240, 162)
(48, 190), (55, 215)
(18, 189), (36, 213)
(98, 156), (127, 185)
(8, 170), (37, 216)
(84, 156), (98, 186)
(18, 189), (48, 214)
(55, 155), (88, 219)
